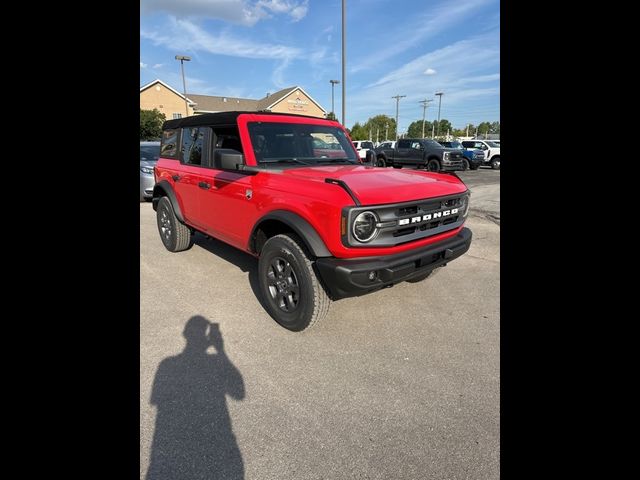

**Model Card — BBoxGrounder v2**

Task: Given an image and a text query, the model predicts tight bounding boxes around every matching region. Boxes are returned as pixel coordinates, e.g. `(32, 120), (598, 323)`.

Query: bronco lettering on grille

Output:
(398, 208), (459, 226)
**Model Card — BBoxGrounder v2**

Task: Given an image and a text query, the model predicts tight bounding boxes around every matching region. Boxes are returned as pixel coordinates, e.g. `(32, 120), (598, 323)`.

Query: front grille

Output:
(345, 192), (468, 247)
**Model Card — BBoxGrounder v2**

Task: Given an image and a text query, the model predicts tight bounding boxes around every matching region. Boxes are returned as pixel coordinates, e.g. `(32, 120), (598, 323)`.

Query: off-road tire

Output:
(491, 157), (500, 170)
(156, 196), (193, 252)
(376, 156), (386, 167)
(258, 233), (331, 331)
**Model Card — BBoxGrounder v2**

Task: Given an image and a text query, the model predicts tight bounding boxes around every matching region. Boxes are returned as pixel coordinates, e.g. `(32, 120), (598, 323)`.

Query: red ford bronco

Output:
(153, 112), (472, 331)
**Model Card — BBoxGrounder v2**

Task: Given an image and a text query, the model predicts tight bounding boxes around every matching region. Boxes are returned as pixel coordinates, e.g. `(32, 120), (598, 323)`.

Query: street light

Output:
(330, 80), (340, 119)
(175, 55), (191, 117)
(435, 91), (444, 137)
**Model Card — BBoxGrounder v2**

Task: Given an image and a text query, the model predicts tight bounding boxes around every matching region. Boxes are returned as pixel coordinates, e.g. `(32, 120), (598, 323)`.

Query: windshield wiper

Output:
(261, 158), (312, 165)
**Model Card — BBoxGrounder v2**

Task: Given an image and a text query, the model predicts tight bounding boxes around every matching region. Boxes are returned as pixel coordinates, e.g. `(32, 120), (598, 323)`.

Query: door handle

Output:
(198, 181), (211, 189)
(172, 175), (181, 181)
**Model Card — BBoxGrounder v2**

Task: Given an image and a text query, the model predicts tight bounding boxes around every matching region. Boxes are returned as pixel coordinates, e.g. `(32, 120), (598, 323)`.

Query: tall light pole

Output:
(419, 99), (433, 138)
(435, 91), (444, 137)
(175, 55), (191, 117)
(341, 0), (346, 126)
(329, 80), (340, 119)
(392, 95), (406, 142)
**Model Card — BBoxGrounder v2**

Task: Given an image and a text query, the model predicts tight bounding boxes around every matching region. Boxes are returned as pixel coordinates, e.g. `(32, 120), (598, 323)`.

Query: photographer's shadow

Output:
(146, 316), (245, 480)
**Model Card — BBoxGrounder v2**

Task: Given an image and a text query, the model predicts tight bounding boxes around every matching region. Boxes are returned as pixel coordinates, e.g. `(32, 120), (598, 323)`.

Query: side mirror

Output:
(214, 149), (245, 170)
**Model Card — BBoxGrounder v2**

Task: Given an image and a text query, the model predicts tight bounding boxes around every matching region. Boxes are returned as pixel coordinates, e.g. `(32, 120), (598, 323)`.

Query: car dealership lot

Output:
(140, 171), (499, 479)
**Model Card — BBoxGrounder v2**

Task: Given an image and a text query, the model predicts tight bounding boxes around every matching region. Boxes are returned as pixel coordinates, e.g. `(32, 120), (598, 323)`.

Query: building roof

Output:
(187, 94), (259, 113)
(140, 79), (195, 104)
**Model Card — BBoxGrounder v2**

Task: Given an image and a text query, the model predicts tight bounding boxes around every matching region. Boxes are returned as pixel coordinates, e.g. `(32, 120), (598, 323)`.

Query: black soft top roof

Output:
(162, 111), (328, 130)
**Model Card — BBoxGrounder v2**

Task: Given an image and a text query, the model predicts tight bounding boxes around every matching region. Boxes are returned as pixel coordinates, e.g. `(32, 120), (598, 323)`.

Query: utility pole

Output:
(466, 124), (469, 137)
(175, 55), (191, 117)
(475, 126), (478, 138)
(435, 91), (444, 137)
(392, 95), (406, 142)
(385, 124), (389, 140)
(369, 128), (372, 141)
(376, 127), (379, 143)
(419, 99), (433, 138)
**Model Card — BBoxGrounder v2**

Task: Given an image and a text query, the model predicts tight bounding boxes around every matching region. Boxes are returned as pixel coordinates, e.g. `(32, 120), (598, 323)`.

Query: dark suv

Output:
(153, 112), (472, 331)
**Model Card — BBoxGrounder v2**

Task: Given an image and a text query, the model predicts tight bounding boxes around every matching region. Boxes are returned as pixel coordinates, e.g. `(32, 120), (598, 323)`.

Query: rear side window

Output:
(160, 129), (179, 158)
(362, 142), (374, 149)
(181, 127), (205, 166)
(397, 139), (410, 148)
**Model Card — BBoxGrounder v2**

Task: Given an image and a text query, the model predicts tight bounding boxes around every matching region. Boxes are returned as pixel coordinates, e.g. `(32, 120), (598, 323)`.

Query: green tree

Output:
(406, 119), (433, 138)
(140, 108), (166, 140)
(433, 119), (453, 138)
(349, 122), (368, 140)
(355, 115), (396, 142)
(326, 112), (337, 121)
(476, 121), (500, 138)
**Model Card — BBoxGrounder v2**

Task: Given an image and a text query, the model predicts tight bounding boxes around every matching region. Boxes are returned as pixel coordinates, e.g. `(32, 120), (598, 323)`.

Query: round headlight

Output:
(352, 211), (378, 243)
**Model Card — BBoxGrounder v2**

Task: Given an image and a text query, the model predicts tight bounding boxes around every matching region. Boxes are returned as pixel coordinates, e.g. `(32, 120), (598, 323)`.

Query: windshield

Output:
(486, 141), (500, 147)
(248, 122), (358, 166)
(424, 139), (443, 148)
(140, 145), (160, 162)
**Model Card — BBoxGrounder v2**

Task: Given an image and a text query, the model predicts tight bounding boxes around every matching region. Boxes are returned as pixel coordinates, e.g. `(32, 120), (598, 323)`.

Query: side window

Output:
(160, 129), (179, 158)
(181, 127), (205, 166)
(397, 139), (410, 149)
(411, 141), (422, 150)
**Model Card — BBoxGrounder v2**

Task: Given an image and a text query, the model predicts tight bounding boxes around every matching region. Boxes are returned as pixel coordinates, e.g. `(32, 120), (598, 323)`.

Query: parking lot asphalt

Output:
(140, 170), (500, 480)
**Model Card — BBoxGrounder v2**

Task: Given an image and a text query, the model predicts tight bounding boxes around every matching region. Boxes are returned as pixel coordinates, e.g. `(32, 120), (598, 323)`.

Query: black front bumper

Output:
(315, 227), (472, 300)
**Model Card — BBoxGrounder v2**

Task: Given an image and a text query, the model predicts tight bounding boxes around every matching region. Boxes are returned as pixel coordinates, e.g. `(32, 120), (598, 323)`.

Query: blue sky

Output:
(140, 0), (499, 134)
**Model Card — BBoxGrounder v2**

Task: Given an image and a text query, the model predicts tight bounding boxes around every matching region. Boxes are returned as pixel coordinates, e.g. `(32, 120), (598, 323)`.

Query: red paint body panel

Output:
(155, 114), (469, 259)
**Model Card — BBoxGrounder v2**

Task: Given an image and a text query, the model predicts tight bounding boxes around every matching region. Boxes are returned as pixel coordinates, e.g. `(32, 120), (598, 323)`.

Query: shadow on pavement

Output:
(146, 315), (245, 480)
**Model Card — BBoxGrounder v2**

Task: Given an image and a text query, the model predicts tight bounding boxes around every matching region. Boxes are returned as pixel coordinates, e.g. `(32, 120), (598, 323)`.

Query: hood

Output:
(281, 165), (467, 205)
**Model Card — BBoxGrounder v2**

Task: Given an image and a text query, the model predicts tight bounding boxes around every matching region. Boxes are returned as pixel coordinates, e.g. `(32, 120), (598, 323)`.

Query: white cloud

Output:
(141, 17), (302, 60)
(140, 61), (148, 68)
(140, 0), (308, 26)
(152, 63), (164, 68)
(347, 31), (500, 126)
(424, 68), (437, 75)
(351, 0), (494, 73)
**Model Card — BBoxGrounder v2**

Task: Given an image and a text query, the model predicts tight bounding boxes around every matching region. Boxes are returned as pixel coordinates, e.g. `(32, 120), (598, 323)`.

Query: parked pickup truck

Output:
(439, 140), (484, 170)
(461, 140), (500, 169)
(153, 112), (472, 331)
(374, 138), (466, 171)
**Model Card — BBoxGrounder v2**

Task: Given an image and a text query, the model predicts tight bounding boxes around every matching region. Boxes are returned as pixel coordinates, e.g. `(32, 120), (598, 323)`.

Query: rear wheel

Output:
(491, 157), (501, 169)
(156, 196), (193, 252)
(376, 157), (386, 167)
(258, 234), (331, 331)
(462, 159), (470, 170)
(426, 159), (440, 172)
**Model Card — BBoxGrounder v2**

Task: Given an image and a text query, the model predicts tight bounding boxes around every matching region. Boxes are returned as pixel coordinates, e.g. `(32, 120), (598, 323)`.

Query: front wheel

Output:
(156, 196), (193, 252)
(491, 157), (500, 170)
(258, 234), (331, 331)
(376, 157), (386, 167)
(426, 159), (440, 172)
(462, 159), (470, 171)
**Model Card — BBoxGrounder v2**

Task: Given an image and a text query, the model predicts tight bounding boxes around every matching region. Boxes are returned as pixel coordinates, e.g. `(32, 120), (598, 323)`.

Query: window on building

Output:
(160, 129), (179, 158)
(181, 127), (205, 166)
(172, 113), (183, 119)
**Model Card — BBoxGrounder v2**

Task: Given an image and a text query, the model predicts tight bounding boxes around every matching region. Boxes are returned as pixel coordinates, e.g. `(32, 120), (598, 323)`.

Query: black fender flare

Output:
(152, 180), (184, 223)
(250, 210), (332, 258)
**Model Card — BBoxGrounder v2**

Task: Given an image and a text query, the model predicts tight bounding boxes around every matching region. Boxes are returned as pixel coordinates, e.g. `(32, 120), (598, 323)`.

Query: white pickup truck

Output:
(461, 140), (500, 170)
